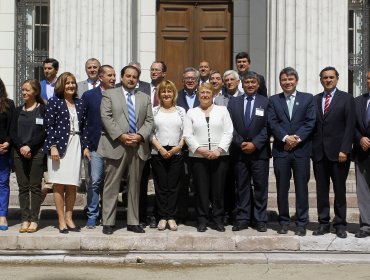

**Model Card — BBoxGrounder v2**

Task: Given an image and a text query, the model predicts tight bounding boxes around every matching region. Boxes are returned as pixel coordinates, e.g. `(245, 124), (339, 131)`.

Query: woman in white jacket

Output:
(183, 82), (233, 232)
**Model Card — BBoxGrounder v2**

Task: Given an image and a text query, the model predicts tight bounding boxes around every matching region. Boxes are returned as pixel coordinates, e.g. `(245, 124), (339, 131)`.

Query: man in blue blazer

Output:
(312, 66), (355, 238)
(353, 69), (370, 238)
(228, 71), (270, 232)
(268, 67), (316, 236)
(81, 65), (116, 229)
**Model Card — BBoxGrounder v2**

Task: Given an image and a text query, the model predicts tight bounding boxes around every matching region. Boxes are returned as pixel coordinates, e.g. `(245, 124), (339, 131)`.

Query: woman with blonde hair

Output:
(44, 72), (88, 233)
(151, 80), (186, 231)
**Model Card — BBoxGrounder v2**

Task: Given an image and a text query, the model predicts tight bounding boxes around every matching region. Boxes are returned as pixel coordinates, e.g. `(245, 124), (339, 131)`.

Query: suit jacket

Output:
(177, 89), (200, 112)
(214, 90), (244, 107)
(77, 80), (89, 98)
(44, 97), (88, 157)
(97, 87), (153, 160)
(312, 89), (355, 162)
(268, 91), (316, 158)
(353, 92), (370, 162)
(228, 94), (270, 160)
(40, 79), (55, 102)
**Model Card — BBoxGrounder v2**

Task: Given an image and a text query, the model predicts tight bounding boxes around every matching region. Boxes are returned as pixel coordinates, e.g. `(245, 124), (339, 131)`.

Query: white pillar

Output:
(49, 0), (132, 81)
(267, 0), (348, 95)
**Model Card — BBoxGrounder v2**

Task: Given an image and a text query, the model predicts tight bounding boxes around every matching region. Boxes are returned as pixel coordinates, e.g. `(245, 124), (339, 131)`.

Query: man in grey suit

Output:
(214, 70), (243, 107)
(77, 58), (101, 97)
(98, 65), (154, 234)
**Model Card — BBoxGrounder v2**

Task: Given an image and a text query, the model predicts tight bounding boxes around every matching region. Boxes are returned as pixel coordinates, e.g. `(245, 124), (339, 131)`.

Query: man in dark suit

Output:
(177, 67), (200, 111)
(353, 69), (370, 238)
(81, 65), (116, 229)
(98, 65), (153, 234)
(228, 71), (270, 232)
(198, 60), (211, 85)
(312, 66), (355, 238)
(268, 67), (316, 236)
(235, 52), (267, 97)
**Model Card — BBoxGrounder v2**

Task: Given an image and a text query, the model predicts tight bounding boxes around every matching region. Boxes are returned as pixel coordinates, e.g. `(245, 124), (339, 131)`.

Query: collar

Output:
(185, 89), (197, 97)
(284, 90), (297, 99)
(324, 88), (337, 97)
(244, 93), (256, 100)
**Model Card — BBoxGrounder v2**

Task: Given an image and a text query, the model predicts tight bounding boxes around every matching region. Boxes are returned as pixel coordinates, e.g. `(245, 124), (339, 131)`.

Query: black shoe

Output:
(232, 222), (248, 231)
(197, 224), (207, 232)
(139, 222), (147, 228)
(294, 227), (306, 236)
(102, 225), (114, 235)
(335, 228), (347, 238)
(277, 224), (289, 234)
(127, 225), (145, 233)
(149, 216), (157, 229)
(67, 225), (81, 232)
(355, 230), (370, 238)
(209, 223), (225, 232)
(59, 228), (68, 234)
(256, 222), (267, 232)
(312, 225), (330, 236)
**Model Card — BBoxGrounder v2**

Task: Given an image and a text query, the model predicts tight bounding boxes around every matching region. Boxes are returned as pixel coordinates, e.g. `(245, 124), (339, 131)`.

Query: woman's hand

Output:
(168, 145), (182, 157)
(159, 147), (171, 159)
(84, 148), (91, 161)
(50, 146), (60, 161)
(196, 147), (211, 158)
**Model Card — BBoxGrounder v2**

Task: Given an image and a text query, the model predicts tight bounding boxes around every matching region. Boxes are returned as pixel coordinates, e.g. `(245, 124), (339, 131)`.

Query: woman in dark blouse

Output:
(11, 79), (46, 233)
(0, 78), (15, 231)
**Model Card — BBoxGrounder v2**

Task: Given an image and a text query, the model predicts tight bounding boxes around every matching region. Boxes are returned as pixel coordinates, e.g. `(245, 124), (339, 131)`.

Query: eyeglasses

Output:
(150, 68), (162, 72)
(184, 77), (197, 81)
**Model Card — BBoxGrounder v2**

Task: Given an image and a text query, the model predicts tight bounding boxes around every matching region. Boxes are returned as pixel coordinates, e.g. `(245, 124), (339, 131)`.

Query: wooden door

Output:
(156, 0), (232, 89)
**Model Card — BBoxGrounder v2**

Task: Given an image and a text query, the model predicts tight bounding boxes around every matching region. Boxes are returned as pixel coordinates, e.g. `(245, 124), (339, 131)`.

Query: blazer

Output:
(10, 104), (46, 155)
(44, 96), (88, 157)
(97, 88), (154, 160)
(0, 99), (15, 144)
(177, 89), (200, 112)
(268, 91), (316, 158)
(228, 94), (270, 160)
(312, 89), (355, 162)
(40, 79), (55, 102)
(77, 80), (89, 98)
(81, 87), (103, 151)
(353, 92), (370, 162)
(214, 90), (243, 107)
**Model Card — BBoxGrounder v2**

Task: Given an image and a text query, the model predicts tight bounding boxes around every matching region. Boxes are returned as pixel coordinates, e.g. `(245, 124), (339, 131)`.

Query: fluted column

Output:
(49, 0), (132, 81)
(267, 0), (348, 95)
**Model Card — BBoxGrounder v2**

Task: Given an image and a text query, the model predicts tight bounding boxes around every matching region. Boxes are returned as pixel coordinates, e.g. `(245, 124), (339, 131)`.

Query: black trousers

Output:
(191, 156), (229, 225)
(151, 153), (184, 220)
(274, 155), (310, 227)
(13, 150), (45, 223)
(139, 158), (152, 223)
(313, 157), (350, 228)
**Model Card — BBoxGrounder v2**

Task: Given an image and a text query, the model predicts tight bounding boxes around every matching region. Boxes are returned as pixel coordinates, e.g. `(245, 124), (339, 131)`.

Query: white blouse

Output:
(151, 106), (186, 154)
(183, 105), (233, 157)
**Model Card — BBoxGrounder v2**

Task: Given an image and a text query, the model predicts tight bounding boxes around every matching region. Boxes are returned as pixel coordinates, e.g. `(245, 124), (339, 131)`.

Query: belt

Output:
(70, 131), (81, 135)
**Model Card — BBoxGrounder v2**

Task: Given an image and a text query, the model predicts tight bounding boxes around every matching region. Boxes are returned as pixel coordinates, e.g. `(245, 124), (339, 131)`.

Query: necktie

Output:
(366, 101), (370, 127)
(287, 95), (294, 119)
(244, 96), (253, 126)
(153, 87), (159, 107)
(127, 92), (136, 133)
(92, 81), (97, 88)
(324, 93), (331, 113)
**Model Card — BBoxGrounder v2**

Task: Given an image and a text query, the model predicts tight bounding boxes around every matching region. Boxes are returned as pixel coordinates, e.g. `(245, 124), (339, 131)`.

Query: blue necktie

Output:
(127, 92), (136, 133)
(244, 96), (253, 126)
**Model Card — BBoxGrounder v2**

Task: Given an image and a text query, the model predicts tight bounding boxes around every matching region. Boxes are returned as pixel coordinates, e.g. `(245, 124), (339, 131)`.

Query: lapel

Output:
(117, 87), (129, 122)
(361, 93), (369, 128)
(74, 98), (82, 124)
(134, 90), (143, 121)
(316, 92), (324, 120)
(278, 93), (290, 120)
(324, 89), (340, 118)
(291, 91), (302, 120)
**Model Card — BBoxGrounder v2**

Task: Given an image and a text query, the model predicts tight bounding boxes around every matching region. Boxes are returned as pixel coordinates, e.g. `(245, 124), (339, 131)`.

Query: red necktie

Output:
(324, 93), (331, 113)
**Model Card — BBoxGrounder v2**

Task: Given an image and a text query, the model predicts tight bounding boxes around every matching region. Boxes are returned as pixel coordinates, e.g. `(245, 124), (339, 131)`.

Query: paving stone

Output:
(17, 235), (80, 250)
(80, 235), (134, 251)
(299, 235), (338, 251)
(192, 234), (235, 251)
(236, 235), (300, 251)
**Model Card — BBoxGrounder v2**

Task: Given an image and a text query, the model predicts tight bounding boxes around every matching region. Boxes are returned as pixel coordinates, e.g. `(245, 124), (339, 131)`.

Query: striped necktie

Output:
(324, 93), (331, 113)
(127, 92), (136, 133)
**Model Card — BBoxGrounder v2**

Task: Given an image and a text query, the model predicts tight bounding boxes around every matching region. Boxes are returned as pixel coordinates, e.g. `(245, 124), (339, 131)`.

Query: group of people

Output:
(0, 52), (369, 240)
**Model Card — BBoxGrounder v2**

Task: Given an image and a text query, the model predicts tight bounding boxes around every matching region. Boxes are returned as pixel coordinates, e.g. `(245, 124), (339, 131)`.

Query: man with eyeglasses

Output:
(177, 67), (200, 112)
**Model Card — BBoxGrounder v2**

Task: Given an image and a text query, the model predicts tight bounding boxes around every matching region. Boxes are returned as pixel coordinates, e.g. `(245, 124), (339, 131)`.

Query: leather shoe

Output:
(149, 216), (157, 229)
(210, 223), (225, 232)
(335, 228), (347, 238)
(59, 228), (68, 234)
(102, 225), (114, 235)
(232, 222), (248, 231)
(277, 224), (289, 234)
(355, 230), (370, 238)
(294, 227), (306, 236)
(127, 225), (145, 233)
(197, 224), (207, 232)
(312, 225), (330, 236)
(67, 225), (81, 232)
(256, 223), (267, 232)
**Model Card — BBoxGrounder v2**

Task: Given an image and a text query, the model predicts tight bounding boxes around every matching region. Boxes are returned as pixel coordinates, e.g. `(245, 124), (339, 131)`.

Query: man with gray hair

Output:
(77, 58), (101, 97)
(214, 70), (244, 107)
(177, 67), (200, 111)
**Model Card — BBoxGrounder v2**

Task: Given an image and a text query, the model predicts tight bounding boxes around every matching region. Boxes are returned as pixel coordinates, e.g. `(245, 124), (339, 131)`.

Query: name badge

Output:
(36, 118), (43, 125)
(255, 108), (264, 117)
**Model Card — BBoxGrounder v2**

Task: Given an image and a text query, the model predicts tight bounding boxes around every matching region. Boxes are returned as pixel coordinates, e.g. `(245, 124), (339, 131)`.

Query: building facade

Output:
(0, 0), (368, 103)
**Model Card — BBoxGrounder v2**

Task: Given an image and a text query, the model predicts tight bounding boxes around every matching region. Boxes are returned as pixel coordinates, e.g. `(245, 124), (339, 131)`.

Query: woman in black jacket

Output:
(11, 79), (46, 233)
(0, 78), (15, 231)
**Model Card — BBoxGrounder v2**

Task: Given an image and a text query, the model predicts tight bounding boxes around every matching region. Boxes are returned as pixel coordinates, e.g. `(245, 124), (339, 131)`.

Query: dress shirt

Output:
(87, 79), (100, 91)
(185, 90), (197, 109)
(150, 83), (156, 105)
(46, 79), (57, 100)
(123, 88), (136, 107)
(321, 88), (337, 114)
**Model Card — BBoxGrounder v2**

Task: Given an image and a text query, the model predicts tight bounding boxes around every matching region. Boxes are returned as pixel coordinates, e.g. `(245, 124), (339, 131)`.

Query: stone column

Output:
(49, 0), (132, 81)
(267, 0), (348, 95)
